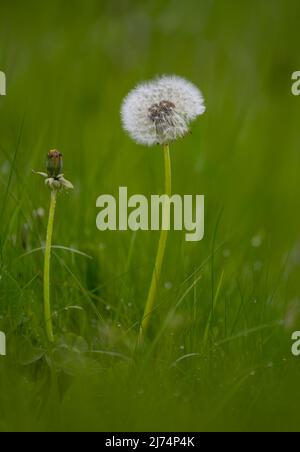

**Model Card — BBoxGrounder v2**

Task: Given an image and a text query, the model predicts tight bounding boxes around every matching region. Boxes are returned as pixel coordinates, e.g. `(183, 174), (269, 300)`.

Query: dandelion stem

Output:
(138, 143), (171, 344)
(44, 189), (57, 343)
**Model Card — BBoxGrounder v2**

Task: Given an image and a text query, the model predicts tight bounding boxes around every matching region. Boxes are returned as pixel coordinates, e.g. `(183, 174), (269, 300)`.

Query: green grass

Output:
(1, 0), (300, 432)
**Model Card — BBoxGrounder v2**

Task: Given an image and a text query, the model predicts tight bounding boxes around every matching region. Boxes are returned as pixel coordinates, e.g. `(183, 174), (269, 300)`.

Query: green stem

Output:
(138, 143), (171, 345)
(44, 189), (57, 343)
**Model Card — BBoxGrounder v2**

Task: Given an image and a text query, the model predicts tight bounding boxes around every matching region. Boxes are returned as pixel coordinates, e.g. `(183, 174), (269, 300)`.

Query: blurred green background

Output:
(1, 0), (300, 432)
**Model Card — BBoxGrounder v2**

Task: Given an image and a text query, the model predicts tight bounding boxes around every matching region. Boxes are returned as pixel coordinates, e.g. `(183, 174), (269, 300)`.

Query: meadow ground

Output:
(1, 0), (300, 432)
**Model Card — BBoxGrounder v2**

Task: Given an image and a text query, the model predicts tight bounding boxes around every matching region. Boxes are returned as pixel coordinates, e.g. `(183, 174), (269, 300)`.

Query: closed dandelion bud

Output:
(32, 148), (74, 343)
(33, 149), (73, 192)
(46, 150), (63, 178)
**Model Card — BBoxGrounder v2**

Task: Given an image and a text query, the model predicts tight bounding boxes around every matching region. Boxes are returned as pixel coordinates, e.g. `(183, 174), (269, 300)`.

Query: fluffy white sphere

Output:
(121, 75), (206, 146)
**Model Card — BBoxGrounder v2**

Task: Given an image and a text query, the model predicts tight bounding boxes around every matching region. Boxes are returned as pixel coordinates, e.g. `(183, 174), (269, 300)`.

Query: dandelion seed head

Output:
(121, 75), (205, 146)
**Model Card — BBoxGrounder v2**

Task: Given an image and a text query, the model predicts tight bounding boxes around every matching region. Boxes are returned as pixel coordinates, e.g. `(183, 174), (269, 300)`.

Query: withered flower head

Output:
(33, 149), (73, 191)
(46, 150), (63, 178)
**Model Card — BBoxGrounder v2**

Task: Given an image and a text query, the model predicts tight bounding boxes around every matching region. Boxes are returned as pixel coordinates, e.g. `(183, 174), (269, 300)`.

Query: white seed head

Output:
(121, 75), (205, 146)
